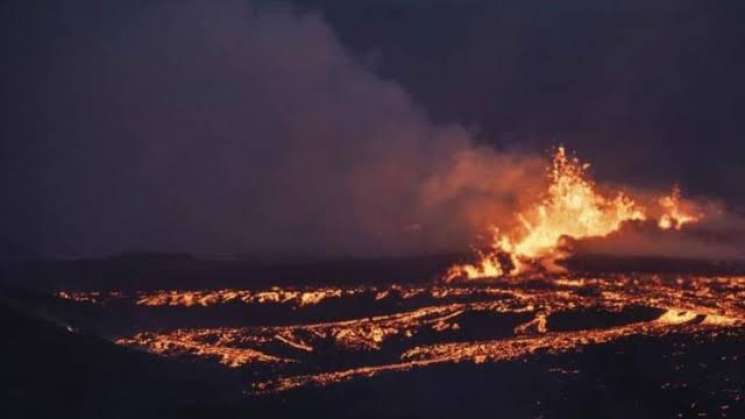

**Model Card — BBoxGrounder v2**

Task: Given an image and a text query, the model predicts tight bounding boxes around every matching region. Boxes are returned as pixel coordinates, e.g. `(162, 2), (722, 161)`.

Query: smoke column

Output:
(0, 1), (544, 258)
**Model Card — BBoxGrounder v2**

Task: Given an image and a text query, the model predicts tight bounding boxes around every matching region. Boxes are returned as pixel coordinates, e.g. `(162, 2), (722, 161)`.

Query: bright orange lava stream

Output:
(57, 275), (745, 397)
(446, 147), (699, 280)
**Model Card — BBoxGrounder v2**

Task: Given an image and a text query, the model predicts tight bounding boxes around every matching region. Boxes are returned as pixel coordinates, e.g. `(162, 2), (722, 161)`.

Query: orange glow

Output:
(658, 185), (700, 230)
(446, 148), (706, 281)
(135, 287), (349, 307)
(115, 328), (292, 367)
(447, 147), (647, 280)
(58, 275), (745, 394)
(246, 275), (745, 393)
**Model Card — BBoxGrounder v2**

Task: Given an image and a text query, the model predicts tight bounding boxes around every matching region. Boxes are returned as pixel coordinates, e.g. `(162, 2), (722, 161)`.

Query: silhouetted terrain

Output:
(0, 253), (461, 292)
(0, 292), (241, 419)
(3, 254), (745, 418)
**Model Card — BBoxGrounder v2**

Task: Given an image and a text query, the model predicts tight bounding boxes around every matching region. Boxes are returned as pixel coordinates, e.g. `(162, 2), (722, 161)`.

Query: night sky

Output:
(2, 0), (745, 259)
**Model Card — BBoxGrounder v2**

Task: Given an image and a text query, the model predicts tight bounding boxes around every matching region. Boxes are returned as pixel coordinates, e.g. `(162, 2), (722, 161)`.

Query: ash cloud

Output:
(0, 1), (544, 258)
(571, 209), (745, 263)
(303, 0), (745, 207)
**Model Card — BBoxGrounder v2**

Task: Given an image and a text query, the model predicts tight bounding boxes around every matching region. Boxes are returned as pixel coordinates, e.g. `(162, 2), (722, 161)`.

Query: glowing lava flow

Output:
(446, 147), (700, 280)
(57, 274), (745, 397)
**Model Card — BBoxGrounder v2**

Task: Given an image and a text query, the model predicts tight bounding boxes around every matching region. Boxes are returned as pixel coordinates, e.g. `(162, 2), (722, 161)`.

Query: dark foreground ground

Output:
(2, 254), (745, 419)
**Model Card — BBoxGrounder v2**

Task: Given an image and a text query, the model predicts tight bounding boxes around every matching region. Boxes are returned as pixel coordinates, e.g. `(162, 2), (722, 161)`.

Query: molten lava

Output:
(658, 185), (700, 230)
(447, 147), (700, 280)
(57, 275), (745, 397)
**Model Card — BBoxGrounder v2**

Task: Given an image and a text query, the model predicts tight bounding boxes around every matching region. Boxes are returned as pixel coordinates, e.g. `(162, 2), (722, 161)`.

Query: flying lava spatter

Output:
(658, 185), (701, 230)
(446, 147), (700, 280)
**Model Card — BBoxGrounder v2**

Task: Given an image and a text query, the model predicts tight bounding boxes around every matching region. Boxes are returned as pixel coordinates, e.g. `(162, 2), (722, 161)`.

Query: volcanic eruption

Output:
(446, 147), (702, 280)
(4, 2), (745, 418)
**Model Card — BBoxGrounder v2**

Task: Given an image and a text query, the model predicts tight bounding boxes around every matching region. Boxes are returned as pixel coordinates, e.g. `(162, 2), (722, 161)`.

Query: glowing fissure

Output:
(447, 147), (700, 280)
(59, 275), (745, 394)
(245, 275), (745, 393)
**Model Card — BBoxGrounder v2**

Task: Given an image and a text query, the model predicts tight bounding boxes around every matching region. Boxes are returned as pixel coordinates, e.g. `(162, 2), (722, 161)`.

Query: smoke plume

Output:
(1, 1), (545, 258)
(2, 0), (743, 265)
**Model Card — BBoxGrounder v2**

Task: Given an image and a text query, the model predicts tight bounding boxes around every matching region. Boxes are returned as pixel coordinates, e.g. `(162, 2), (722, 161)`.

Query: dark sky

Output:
(302, 0), (745, 191)
(2, 0), (745, 258)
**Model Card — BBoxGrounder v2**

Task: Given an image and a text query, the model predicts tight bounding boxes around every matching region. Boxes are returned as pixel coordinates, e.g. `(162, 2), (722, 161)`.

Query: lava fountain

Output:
(658, 185), (701, 230)
(446, 147), (700, 280)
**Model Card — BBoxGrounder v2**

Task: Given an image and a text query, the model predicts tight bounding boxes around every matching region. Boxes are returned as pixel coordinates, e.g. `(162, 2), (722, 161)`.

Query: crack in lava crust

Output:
(58, 275), (745, 395)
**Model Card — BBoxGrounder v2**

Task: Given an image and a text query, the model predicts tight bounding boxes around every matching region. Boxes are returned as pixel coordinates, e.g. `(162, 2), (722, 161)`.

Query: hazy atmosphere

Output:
(5, 3), (745, 418)
(3, 0), (745, 258)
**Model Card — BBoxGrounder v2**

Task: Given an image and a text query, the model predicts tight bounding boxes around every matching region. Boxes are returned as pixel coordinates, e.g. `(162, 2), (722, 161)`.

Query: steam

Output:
(11, 1), (544, 258)
(572, 209), (745, 262)
(3, 0), (743, 264)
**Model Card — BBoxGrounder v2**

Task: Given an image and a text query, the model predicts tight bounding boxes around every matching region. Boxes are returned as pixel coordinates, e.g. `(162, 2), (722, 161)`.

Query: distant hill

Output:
(0, 239), (40, 264)
(0, 289), (239, 419)
(0, 252), (462, 292)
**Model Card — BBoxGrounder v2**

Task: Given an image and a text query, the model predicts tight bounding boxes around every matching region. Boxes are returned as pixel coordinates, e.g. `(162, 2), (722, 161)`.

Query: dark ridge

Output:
(0, 295), (241, 419)
(0, 253), (464, 293)
(565, 254), (745, 275)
